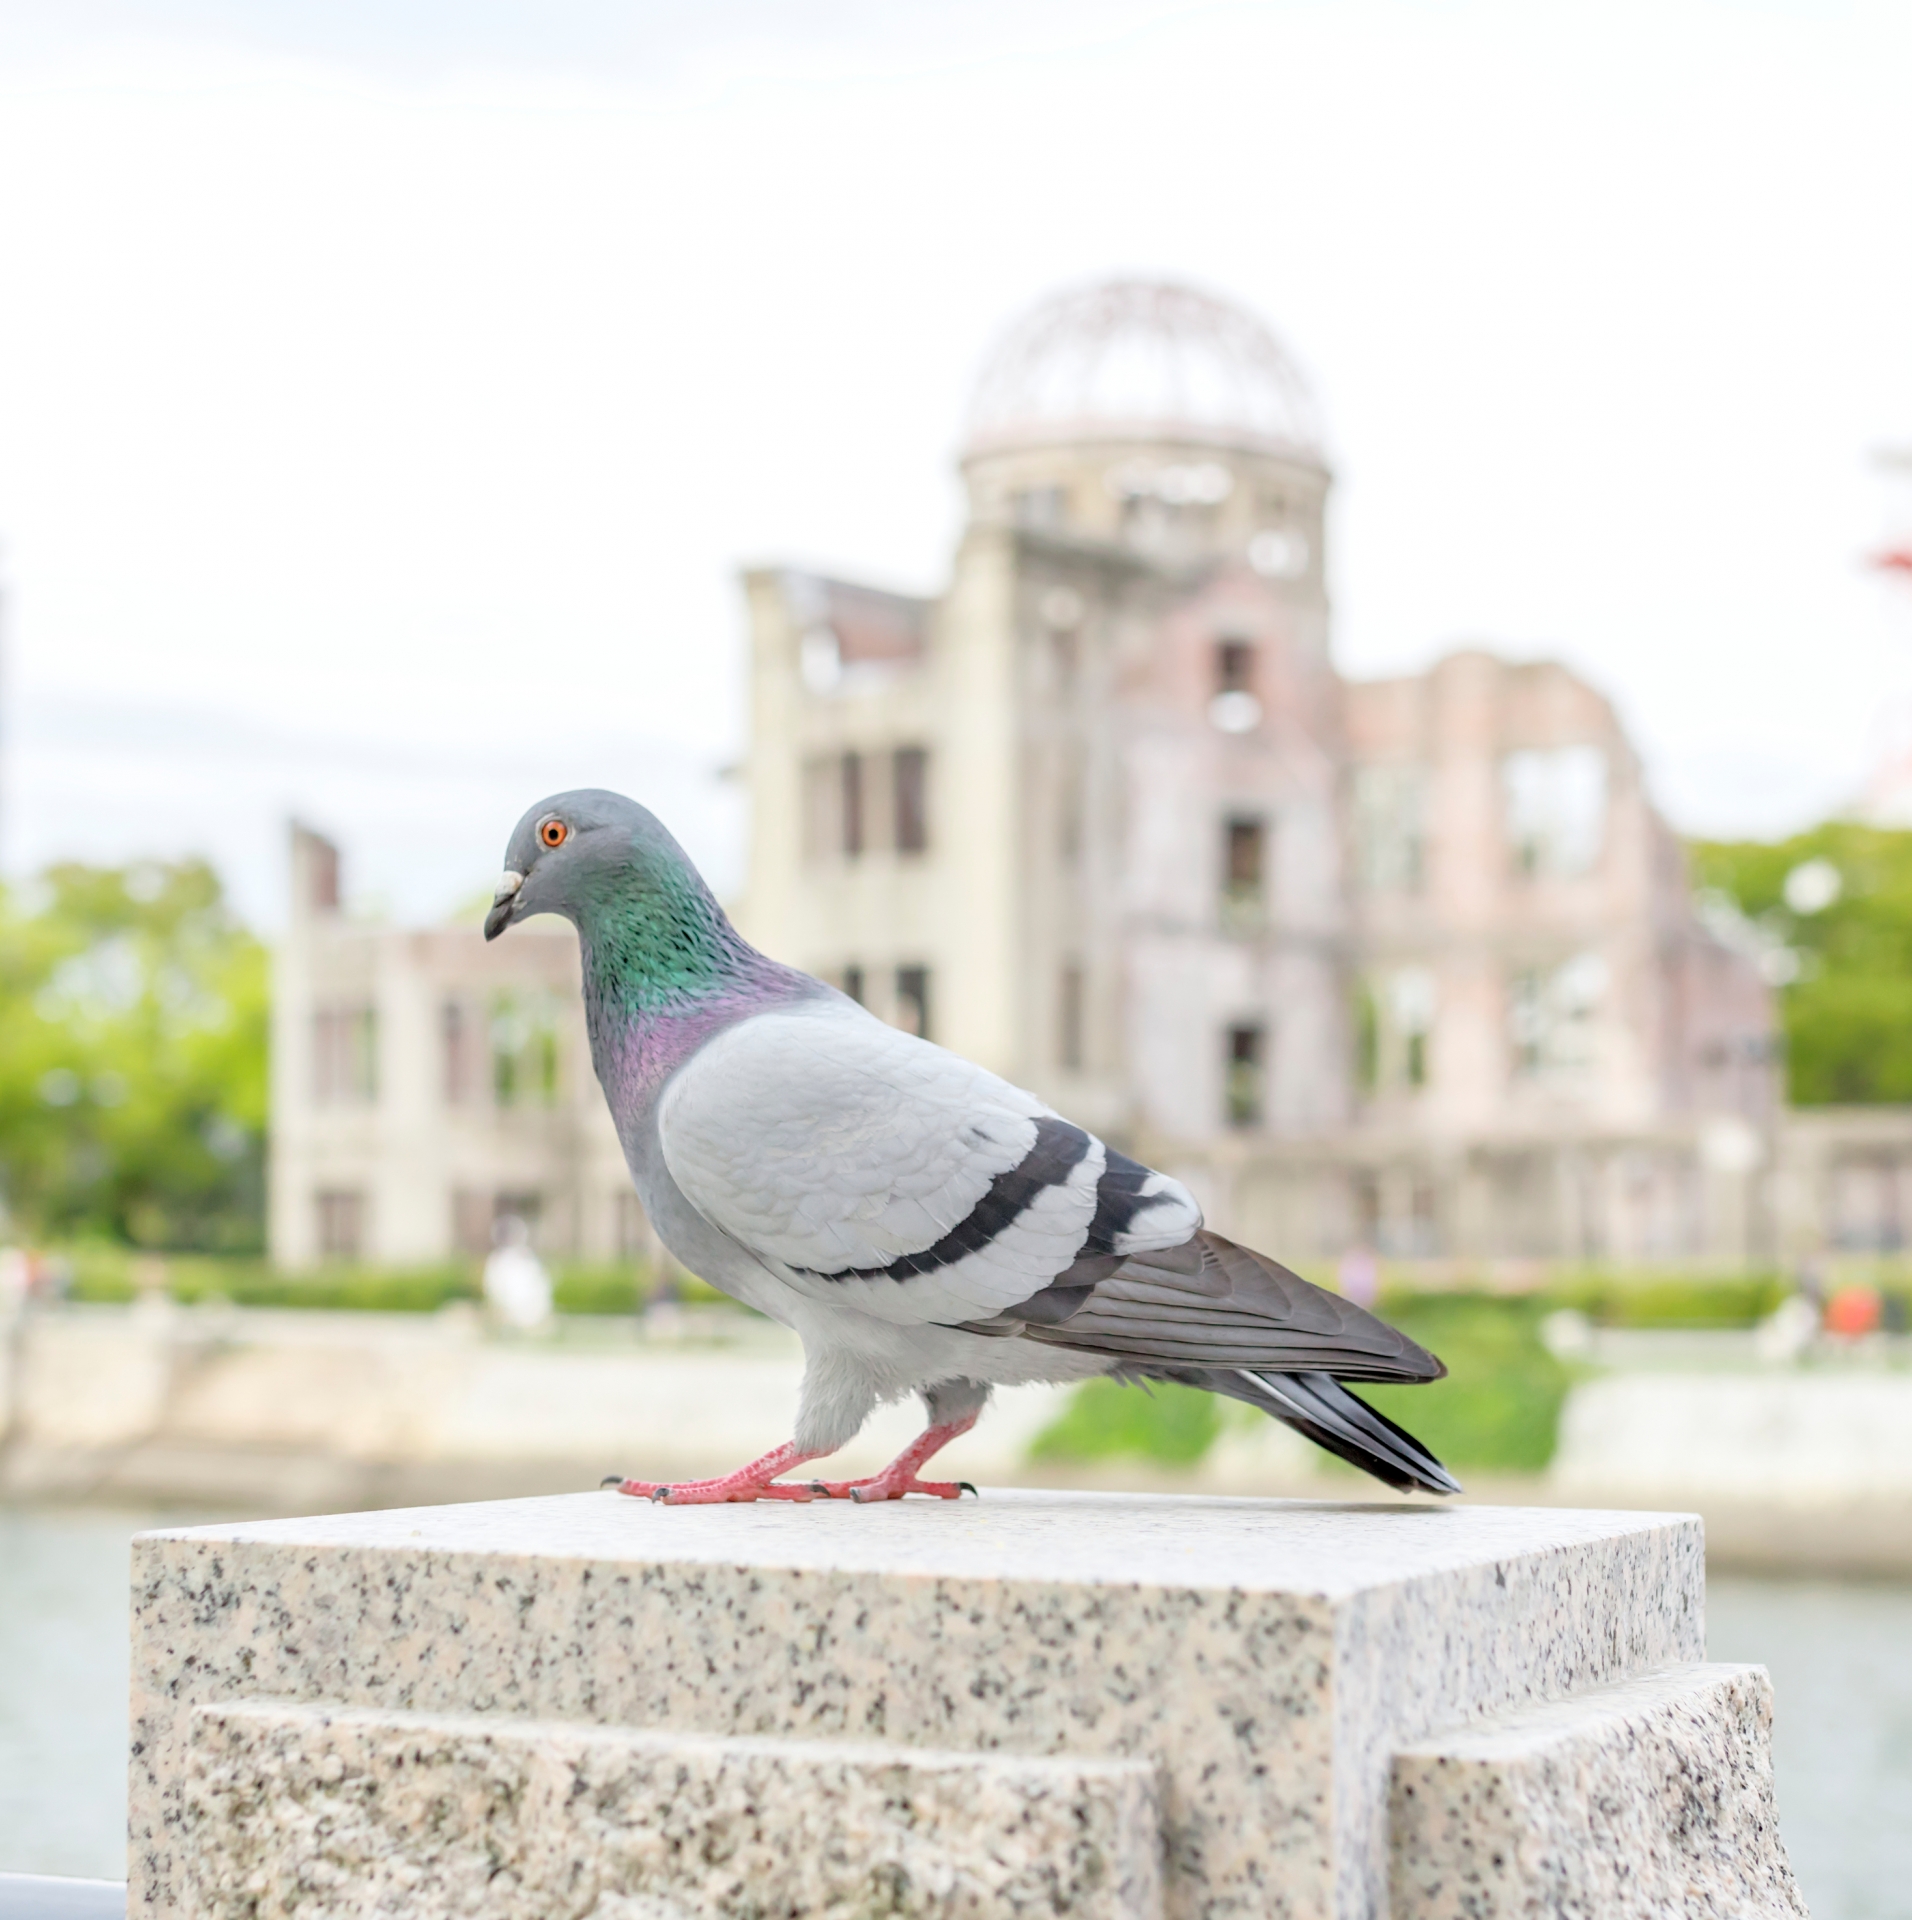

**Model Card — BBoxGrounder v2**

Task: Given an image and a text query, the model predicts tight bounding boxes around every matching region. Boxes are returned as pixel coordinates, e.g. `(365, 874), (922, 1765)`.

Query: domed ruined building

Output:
(738, 278), (1778, 1263)
(271, 280), (1804, 1275)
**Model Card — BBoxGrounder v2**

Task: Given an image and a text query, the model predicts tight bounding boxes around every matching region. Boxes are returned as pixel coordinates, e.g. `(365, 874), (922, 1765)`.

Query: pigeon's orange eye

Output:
(540, 819), (568, 849)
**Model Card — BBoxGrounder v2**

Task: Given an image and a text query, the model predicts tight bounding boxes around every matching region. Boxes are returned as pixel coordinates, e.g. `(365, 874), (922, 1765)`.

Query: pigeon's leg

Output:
(604, 1441), (829, 1505)
(808, 1412), (980, 1503)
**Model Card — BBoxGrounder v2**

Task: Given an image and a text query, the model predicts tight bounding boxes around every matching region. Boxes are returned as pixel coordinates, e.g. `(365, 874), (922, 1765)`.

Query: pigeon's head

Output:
(484, 788), (683, 941)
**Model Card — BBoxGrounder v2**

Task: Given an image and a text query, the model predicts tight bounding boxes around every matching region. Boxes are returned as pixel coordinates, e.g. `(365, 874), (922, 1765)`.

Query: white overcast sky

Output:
(0, 0), (1909, 927)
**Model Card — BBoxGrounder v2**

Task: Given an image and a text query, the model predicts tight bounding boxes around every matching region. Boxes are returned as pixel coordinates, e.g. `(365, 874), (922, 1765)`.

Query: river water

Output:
(2, 1505), (1909, 1912)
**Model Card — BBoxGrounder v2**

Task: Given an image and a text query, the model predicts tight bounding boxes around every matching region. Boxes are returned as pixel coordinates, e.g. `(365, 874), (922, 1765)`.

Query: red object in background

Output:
(1874, 546), (1912, 577)
(1824, 1285), (1884, 1336)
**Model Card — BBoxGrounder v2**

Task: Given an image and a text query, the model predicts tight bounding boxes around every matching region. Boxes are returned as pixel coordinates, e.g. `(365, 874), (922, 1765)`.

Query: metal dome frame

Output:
(965, 277), (1324, 458)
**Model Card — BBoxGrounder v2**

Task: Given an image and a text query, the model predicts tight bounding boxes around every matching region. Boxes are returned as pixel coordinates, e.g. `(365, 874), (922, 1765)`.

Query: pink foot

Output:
(599, 1416), (982, 1508)
(606, 1476), (818, 1504)
(600, 1440), (825, 1505)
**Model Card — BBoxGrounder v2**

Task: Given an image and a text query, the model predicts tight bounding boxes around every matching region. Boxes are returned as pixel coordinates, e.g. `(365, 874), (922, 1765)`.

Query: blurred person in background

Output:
(483, 1214), (552, 1332)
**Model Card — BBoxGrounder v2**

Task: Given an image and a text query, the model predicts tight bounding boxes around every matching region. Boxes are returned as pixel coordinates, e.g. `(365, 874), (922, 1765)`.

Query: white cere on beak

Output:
(494, 870), (524, 901)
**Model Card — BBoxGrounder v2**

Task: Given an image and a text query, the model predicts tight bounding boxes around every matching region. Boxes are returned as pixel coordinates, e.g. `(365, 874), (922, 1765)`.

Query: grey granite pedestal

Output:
(129, 1490), (1804, 1919)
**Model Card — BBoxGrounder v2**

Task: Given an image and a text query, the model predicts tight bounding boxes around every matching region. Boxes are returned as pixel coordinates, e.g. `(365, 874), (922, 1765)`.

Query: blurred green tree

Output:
(1692, 822), (1912, 1104)
(0, 860), (267, 1249)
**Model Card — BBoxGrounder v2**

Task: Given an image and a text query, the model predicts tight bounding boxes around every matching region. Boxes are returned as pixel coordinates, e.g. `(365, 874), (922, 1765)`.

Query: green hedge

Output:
(1542, 1271), (1790, 1329)
(550, 1266), (647, 1316)
(57, 1248), (717, 1314)
(68, 1255), (478, 1312)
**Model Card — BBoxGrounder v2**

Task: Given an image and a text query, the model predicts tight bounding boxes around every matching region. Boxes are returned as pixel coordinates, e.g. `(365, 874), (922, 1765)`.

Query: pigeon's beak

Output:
(484, 870), (524, 942)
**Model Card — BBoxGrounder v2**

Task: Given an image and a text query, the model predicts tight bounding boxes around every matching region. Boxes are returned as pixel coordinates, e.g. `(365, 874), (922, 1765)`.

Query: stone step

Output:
(183, 1700), (1164, 1920)
(1390, 1662), (1807, 1919)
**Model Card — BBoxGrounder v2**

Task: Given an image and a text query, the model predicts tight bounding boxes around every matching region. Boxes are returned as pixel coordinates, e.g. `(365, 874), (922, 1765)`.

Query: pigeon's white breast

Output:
(658, 1003), (1101, 1324)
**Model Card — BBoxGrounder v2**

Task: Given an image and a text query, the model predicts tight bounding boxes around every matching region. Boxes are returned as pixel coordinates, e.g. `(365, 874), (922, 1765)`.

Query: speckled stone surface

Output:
(131, 1490), (1705, 1920)
(1390, 1663), (1807, 1920)
(182, 1700), (1164, 1918)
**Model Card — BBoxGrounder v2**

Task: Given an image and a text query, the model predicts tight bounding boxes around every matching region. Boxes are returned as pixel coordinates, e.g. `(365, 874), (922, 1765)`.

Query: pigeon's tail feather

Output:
(1164, 1366), (1462, 1496)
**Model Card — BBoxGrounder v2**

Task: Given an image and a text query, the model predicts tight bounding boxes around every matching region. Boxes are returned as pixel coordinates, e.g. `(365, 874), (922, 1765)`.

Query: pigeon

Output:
(486, 789), (1460, 1503)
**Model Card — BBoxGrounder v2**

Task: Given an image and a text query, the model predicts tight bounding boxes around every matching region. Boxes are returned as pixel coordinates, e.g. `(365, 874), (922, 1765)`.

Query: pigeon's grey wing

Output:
(657, 1004), (1201, 1326)
(985, 1230), (1446, 1382)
